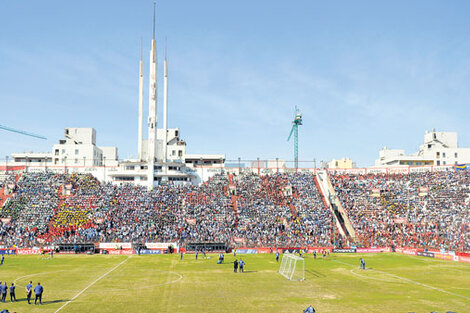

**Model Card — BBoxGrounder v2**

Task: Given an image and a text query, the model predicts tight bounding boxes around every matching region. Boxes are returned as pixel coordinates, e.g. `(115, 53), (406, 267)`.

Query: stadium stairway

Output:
(315, 170), (357, 244)
(0, 173), (20, 209)
(228, 174), (239, 222)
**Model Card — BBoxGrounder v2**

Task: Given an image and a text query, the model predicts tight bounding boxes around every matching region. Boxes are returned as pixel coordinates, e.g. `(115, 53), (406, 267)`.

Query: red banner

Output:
(17, 248), (41, 255)
(106, 249), (134, 255)
(393, 218), (408, 224)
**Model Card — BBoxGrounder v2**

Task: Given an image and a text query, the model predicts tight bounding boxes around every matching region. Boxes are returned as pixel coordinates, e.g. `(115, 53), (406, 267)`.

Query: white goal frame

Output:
(278, 253), (305, 281)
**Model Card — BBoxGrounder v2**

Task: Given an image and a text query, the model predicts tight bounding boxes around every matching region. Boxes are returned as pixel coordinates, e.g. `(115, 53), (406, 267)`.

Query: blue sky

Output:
(1, 0), (470, 167)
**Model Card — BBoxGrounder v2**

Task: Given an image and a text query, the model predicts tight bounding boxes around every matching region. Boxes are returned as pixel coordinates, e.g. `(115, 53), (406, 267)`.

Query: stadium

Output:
(1, 1), (470, 313)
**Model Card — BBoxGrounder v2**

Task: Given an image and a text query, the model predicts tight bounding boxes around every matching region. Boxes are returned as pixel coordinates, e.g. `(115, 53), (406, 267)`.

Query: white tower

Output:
(147, 2), (158, 190)
(162, 42), (168, 180)
(137, 40), (144, 161)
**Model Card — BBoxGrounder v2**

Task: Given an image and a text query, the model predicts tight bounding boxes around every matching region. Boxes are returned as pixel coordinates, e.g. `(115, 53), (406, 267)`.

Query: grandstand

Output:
(0, 167), (468, 253)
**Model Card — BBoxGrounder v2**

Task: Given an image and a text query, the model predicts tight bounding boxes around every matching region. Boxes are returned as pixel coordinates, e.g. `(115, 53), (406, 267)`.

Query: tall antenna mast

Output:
(147, 1), (158, 190)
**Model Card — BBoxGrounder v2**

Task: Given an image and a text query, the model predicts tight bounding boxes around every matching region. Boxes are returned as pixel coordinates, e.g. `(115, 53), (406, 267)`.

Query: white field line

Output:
(332, 259), (470, 301)
(54, 256), (132, 313)
(349, 268), (401, 283)
(13, 270), (69, 288)
(100, 270), (183, 292)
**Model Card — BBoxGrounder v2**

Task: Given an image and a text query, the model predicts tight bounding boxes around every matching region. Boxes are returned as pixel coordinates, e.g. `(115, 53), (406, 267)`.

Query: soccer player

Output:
(233, 248), (236, 257)
(276, 251), (280, 262)
(0, 255), (4, 265)
(195, 250), (198, 260)
(180, 251), (183, 260)
(313, 251), (316, 259)
(233, 259), (238, 273)
(360, 258), (365, 270)
(9, 283), (15, 302)
(303, 305), (316, 312)
(1, 282), (7, 302)
(26, 281), (33, 304)
(34, 282), (43, 305)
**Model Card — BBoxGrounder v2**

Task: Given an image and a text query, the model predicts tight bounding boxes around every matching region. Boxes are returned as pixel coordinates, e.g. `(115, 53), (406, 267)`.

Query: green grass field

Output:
(0, 252), (468, 312)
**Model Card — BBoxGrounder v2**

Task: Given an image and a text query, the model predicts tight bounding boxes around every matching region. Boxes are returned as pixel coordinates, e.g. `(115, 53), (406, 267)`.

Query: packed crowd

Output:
(0, 172), (332, 248)
(0, 169), (468, 251)
(331, 170), (470, 251)
(233, 173), (332, 247)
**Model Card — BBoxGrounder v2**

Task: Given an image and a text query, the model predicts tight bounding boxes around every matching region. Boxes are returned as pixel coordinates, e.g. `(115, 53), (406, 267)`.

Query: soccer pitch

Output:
(0, 253), (469, 312)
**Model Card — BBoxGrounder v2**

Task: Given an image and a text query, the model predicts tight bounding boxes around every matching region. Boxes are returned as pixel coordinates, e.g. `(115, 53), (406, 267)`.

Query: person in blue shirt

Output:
(276, 252), (280, 262)
(180, 251), (183, 260)
(34, 282), (43, 305)
(195, 250), (198, 260)
(238, 259), (245, 273)
(1, 255), (4, 265)
(360, 258), (365, 270)
(0, 282), (7, 302)
(313, 251), (317, 259)
(9, 283), (15, 302)
(303, 305), (316, 312)
(26, 281), (33, 304)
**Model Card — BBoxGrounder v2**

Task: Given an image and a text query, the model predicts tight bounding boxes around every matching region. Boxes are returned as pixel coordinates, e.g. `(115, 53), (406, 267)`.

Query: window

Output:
(55, 149), (59, 156)
(172, 151), (176, 156)
(437, 160), (440, 165)
(75, 159), (78, 164)
(443, 161), (446, 165)
(436, 152), (440, 158)
(178, 150), (183, 157)
(416, 162), (422, 166)
(442, 152), (446, 158)
(62, 149), (65, 154)
(428, 144), (432, 149)
(455, 152), (458, 158)
(75, 149), (79, 155)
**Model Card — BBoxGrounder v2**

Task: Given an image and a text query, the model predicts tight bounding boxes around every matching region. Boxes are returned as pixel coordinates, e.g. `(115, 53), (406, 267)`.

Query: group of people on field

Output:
(0, 281), (43, 305)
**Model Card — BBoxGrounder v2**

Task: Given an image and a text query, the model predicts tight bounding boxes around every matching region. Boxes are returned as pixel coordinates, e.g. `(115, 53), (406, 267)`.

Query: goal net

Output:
(278, 253), (305, 281)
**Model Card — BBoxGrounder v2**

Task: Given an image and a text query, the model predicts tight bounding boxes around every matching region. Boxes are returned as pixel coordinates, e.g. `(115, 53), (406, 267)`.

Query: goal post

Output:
(278, 253), (305, 281)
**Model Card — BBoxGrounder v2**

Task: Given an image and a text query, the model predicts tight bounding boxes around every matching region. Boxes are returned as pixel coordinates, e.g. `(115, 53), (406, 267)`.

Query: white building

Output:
(51, 128), (118, 167)
(328, 158), (356, 169)
(9, 127), (118, 170)
(375, 130), (470, 166)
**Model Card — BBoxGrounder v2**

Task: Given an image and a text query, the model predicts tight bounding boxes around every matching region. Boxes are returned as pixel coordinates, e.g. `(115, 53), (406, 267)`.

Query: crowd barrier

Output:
(4, 246), (470, 264)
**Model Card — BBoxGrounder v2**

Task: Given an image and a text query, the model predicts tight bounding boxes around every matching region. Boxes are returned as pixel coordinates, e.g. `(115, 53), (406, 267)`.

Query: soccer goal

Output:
(278, 253), (305, 281)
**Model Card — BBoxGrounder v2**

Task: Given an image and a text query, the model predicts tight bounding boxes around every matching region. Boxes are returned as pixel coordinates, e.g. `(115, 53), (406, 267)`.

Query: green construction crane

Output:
(287, 107), (303, 172)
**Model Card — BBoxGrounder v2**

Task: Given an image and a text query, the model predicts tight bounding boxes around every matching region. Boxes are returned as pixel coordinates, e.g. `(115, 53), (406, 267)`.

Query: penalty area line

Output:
(54, 256), (132, 313)
(332, 259), (470, 301)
